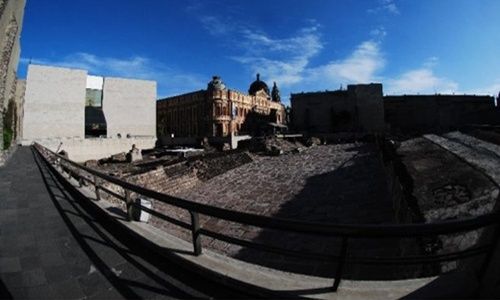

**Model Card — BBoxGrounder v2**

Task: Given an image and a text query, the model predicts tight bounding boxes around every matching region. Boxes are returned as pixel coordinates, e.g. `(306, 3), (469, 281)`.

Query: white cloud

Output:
(370, 26), (387, 39)
(385, 68), (459, 95)
(20, 53), (204, 97)
(368, 0), (400, 15)
(462, 80), (500, 96)
(232, 22), (323, 87)
(307, 41), (384, 85)
(200, 16), (231, 36)
(196, 12), (500, 101)
(223, 20), (388, 99)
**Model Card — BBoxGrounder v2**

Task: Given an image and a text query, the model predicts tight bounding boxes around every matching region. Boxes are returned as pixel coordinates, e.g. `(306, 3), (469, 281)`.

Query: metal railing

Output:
(33, 143), (500, 292)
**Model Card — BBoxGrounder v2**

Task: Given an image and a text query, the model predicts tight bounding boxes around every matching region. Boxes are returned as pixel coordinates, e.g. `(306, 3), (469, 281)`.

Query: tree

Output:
(2, 99), (16, 149)
(86, 97), (95, 107)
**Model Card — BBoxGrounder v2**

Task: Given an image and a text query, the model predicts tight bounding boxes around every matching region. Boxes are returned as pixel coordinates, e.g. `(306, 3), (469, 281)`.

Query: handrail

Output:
(33, 143), (500, 237)
(33, 142), (500, 292)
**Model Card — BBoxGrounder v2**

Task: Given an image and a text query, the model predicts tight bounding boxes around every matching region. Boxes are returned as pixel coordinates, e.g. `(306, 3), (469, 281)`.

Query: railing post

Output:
(78, 176), (83, 187)
(190, 211), (202, 256)
(332, 236), (348, 292)
(94, 175), (101, 201)
(125, 190), (134, 221)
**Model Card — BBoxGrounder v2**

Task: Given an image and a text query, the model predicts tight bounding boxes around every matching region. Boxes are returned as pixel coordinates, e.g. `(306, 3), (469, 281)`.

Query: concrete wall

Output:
(103, 77), (156, 138)
(14, 78), (24, 140)
(21, 65), (158, 161)
(33, 137), (156, 162)
(22, 65), (87, 141)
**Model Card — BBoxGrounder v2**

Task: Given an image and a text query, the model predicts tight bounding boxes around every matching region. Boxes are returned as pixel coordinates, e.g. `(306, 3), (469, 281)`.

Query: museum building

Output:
(157, 74), (286, 137)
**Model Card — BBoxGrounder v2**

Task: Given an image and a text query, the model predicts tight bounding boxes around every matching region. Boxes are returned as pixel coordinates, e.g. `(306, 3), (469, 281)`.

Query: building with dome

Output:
(157, 74), (286, 138)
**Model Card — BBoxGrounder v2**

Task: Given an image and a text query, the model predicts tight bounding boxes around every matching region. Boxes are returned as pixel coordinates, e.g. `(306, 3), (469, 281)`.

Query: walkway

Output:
(0, 147), (228, 299)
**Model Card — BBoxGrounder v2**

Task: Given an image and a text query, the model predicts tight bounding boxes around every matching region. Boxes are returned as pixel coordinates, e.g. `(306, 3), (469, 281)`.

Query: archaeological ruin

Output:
(1, 1), (499, 295)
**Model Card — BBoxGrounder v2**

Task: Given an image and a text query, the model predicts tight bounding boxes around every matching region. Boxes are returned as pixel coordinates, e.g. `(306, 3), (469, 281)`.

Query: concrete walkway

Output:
(0, 147), (227, 299)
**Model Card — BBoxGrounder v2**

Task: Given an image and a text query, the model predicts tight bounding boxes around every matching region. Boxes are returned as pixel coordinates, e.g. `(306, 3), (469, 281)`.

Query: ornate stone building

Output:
(157, 74), (286, 137)
(0, 0), (25, 150)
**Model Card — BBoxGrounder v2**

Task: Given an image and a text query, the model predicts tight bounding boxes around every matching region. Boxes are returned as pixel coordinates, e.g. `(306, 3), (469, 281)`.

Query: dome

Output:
(207, 75), (226, 91)
(248, 73), (270, 96)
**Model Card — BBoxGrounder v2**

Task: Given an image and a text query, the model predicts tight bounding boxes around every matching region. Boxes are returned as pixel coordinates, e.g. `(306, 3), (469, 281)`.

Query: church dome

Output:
(207, 75), (226, 91)
(248, 73), (270, 96)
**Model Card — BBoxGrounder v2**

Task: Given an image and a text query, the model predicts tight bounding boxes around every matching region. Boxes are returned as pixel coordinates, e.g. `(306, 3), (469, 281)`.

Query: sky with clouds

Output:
(19, 0), (500, 104)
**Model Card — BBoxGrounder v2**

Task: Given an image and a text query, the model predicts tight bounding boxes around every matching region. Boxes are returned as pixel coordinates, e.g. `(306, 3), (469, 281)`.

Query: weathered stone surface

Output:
(397, 136), (499, 273)
(110, 152), (127, 162)
(83, 159), (98, 168)
(399, 137), (497, 221)
(127, 144), (142, 162)
(193, 151), (253, 181)
(146, 143), (398, 279)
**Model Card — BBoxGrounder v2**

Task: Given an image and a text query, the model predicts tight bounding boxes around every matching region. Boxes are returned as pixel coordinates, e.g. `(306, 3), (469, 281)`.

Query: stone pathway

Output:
(0, 147), (222, 299)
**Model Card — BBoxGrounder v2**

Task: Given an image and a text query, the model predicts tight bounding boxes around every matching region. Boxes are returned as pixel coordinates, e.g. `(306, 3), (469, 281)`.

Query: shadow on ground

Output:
(30, 148), (240, 299)
(232, 144), (431, 280)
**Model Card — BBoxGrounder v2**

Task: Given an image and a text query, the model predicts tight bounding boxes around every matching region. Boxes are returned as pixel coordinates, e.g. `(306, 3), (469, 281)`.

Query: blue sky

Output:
(19, 0), (500, 104)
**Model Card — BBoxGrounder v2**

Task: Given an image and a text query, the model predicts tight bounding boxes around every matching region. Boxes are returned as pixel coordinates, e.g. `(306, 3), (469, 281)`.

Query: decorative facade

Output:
(157, 74), (286, 137)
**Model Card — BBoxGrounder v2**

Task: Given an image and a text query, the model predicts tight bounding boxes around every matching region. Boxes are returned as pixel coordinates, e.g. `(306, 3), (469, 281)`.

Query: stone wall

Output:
(102, 77), (156, 138)
(29, 136), (156, 162)
(379, 141), (422, 224)
(350, 84), (385, 132)
(129, 162), (201, 195)
(0, 0), (25, 150)
(291, 83), (384, 134)
(22, 65), (87, 141)
(190, 151), (253, 181)
(126, 150), (253, 195)
(384, 95), (498, 134)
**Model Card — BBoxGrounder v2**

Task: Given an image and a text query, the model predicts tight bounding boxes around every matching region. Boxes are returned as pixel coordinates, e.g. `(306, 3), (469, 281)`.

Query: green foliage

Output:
(3, 126), (12, 150)
(3, 99), (16, 150)
(86, 97), (95, 107)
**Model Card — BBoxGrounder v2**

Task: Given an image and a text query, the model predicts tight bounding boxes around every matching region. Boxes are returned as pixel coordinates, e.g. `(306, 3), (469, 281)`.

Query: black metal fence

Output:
(33, 143), (500, 292)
